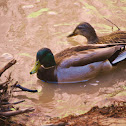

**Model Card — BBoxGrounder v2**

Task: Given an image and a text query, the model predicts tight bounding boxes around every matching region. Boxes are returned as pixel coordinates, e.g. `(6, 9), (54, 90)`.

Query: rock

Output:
(1, 53), (13, 60)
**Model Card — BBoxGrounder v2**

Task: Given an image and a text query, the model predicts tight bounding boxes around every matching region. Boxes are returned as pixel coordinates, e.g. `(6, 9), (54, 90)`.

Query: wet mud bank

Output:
(47, 103), (126, 126)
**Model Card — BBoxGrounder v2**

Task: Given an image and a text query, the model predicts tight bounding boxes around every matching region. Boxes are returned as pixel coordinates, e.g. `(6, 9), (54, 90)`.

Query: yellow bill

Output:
(30, 60), (41, 74)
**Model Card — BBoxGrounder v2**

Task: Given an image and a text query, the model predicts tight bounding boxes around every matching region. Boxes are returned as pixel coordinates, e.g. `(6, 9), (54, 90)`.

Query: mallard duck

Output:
(67, 22), (126, 44)
(30, 43), (126, 83)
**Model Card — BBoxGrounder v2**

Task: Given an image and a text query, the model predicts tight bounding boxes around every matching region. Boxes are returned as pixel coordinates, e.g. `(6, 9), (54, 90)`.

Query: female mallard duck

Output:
(67, 22), (126, 44)
(30, 44), (126, 83)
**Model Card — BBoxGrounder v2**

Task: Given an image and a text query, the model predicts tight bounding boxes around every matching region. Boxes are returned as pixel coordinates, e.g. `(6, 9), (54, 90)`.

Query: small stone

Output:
(22, 5), (34, 9)
(90, 83), (98, 86)
(48, 11), (57, 15)
(1, 53), (13, 60)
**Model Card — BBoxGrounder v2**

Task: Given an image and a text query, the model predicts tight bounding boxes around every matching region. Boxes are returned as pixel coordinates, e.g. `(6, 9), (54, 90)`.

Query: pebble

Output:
(22, 5), (34, 9)
(90, 83), (98, 86)
(48, 11), (57, 15)
(1, 53), (13, 60)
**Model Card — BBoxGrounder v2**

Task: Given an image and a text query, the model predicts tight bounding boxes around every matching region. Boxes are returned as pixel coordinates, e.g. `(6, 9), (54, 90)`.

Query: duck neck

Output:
(87, 34), (99, 44)
(37, 66), (57, 82)
(43, 62), (56, 69)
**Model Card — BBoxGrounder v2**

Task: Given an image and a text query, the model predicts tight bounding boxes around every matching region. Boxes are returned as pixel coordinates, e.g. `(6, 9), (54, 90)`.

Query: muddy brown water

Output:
(0, 0), (126, 125)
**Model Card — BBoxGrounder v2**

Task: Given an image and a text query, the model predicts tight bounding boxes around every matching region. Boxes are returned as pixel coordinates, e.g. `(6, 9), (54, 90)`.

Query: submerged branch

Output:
(14, 84), (38, 93)
(1, 100), (25, 106)
(0, 108), (35, 117)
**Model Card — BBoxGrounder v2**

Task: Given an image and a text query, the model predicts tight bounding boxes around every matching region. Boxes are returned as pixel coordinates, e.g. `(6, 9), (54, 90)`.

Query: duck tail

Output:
(111, 46), (126, 65)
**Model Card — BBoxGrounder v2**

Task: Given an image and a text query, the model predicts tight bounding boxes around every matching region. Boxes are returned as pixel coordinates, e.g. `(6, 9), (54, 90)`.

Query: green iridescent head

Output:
(30, 48), (56, 74)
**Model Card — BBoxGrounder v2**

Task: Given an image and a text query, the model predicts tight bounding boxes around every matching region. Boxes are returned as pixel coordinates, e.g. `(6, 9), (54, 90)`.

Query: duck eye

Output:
(36, 62), (39, 65)
(78, 26), (84, 29)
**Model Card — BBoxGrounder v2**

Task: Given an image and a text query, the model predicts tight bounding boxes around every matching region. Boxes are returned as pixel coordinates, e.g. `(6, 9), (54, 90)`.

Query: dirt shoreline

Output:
(47, 103), (126, 126)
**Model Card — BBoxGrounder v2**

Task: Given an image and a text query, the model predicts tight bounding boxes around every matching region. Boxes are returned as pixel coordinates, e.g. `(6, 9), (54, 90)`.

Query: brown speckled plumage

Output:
(98, 31), (126, 44)
(67, 22), (126, 44)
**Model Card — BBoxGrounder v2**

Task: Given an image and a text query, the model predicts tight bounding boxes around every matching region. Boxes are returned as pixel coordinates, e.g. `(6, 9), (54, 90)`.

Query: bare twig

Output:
(10, 81), (18, 93)
(104, 17), (120, 31)
(0, 59), (16, 77)
(5, 72), (13, 82)
(1, 100), (25, 106)
(0, 80), (9, 87)
(0, 107), (35, 117)
(0, 74), (13, 88)
(14, 84), (38, 93)
(12, 90), (23, 92)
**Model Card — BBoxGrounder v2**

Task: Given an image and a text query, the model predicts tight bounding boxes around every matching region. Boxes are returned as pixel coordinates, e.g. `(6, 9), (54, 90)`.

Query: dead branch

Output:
(0, 59), (16, 77)
(104, 17), (120, 31)
(13, 84), (38, 93)
(0, 73), (12, 87)
(0, 80), (10, 87)
(0, 107), (35, 117)
(10, 81), (18, 93)
(0, 59), (36, 125)
(1, 100), (25, 106)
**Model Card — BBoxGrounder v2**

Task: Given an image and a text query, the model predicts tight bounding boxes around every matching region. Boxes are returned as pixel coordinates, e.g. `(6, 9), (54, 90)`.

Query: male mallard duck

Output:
(30, 44), (126, 83)
(67, 22), (126, 44)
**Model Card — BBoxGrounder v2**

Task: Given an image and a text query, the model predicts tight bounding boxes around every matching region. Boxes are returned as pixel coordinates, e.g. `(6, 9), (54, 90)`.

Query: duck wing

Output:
(58, 45), (125, 68)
